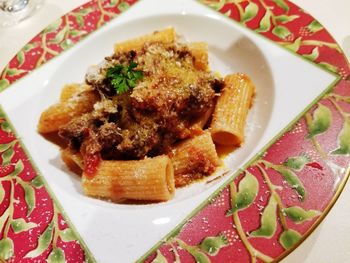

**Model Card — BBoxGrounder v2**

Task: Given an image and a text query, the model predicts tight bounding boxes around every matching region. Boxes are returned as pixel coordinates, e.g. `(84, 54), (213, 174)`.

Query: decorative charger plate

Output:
(0, 0), (349, 262)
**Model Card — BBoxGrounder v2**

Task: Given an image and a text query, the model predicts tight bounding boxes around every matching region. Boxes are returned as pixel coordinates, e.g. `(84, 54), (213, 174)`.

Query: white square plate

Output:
(0, 0), (336, 261)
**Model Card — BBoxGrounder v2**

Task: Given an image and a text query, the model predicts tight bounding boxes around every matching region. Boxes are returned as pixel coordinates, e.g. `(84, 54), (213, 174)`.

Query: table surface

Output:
(0, 1), (349, 262)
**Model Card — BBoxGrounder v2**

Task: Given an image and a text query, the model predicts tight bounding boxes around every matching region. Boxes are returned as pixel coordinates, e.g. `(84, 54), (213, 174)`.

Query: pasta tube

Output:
(210, 73), (255, 146)
(170, 131), (221, 187)
(61, 148), (83, 175)
(188, 42), (209, 71)
(38, 84), (99, 133)
(114, 28), (176, 53)
(82, 155), (175, 202)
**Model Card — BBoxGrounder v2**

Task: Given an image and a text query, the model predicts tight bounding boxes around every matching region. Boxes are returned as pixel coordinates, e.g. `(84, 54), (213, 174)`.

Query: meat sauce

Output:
(58, 41), (222, 178)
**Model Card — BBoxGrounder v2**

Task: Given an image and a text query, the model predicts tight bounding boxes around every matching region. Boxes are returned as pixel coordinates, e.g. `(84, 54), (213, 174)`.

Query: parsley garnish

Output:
(106, 62), (143, 94)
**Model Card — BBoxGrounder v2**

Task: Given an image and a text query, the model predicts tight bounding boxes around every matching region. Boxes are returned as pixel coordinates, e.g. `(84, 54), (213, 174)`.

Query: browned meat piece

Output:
(59, 41), (222, 160)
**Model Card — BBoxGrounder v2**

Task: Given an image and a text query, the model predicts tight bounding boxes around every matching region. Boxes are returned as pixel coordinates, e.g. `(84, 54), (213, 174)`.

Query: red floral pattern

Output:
(0, 0), (349, 262)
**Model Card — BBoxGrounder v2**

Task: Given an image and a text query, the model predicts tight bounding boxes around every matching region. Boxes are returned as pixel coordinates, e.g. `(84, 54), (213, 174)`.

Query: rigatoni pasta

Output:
(114, 27), (176, 53)
(170, 131), (221, 187)
(82, 155), (174, 202)
(38, 28), (256, 203)
(38, 84), (99, 133)
(210, 73), (256, 146)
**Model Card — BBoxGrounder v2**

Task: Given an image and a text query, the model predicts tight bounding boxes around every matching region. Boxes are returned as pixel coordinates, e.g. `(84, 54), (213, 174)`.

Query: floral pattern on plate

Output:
(0, 0), (349, 262)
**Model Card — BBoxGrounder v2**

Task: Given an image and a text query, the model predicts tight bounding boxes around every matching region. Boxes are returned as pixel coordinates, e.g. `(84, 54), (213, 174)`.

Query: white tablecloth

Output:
(0, 1), (349, 262)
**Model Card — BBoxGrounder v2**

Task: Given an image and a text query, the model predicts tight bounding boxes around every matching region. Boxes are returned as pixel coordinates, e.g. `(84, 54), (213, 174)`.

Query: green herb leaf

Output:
(48, 248), (65, 263)
(250, 195), (277, 238)
(332, 121), (350, 155)
(279, 229), (301, 249)
(283, 155), (311, 171)
(11, 218), (37, 234)
(106, 63), (143, 94)
(283, 206), (320, 224)
(227, 172), (259, 215)
(0, 238), (14, 260)
(307, 104), (332, 138)
(198, 234), (228, 256)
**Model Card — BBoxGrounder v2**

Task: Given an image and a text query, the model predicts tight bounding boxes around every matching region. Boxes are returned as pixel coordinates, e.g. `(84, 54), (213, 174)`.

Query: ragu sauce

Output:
(83, 153), (101, 178)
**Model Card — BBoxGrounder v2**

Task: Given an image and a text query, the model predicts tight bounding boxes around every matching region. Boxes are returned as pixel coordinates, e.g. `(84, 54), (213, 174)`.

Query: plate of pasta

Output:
(0, 0), (344, 262)
(38, 27), (257, 203)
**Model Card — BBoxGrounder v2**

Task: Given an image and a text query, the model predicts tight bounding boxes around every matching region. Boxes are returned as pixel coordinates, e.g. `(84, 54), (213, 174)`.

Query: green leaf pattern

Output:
(272, 0), (289, 11)
(2, 147), (15, 166)
(303, 47), (320, 61)
(256, 9), (271, 33)
(306, 20), (323, 33)
(11, 218), (37, 234)
(272, 25), (292, 40)
(178, 241), (210, 263)
(198, 235), (228, 256)
(24, 222), (54, 258)
(332, 121), (350, 155)
(284, 206), (321, 224)
(227, 172), (259, 214)
(59, 228), (77, 242)
(275, 15), (299, 24)
(279, 229), (301, 249)
(307, 104), (332, 138)
(283, 155), (310, 171)
(285, 37), (301, 52)
(0, 238), (14, 260)
(0, 184), (5, 204)
(21, 184), (36, 216)
(151, 250), (167, 263)
(272, 165), (306, 201)
(8, 160), (24, 177)
(241, 2), (258, 23)
(250, 195), (277, 238)
(44, 18), (62, 33)
(47, 248), (66, 263)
